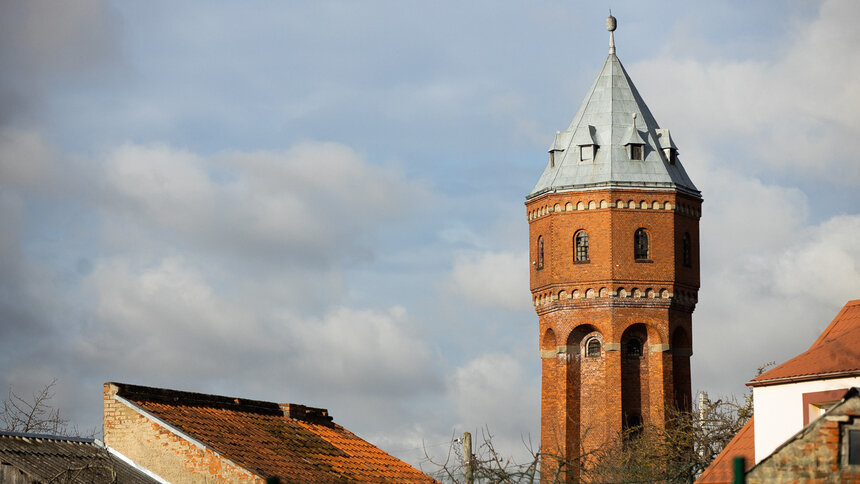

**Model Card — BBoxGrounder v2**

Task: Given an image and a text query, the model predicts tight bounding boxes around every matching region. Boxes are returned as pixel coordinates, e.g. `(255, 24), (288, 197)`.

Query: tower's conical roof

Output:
(528, 46), (700, 199)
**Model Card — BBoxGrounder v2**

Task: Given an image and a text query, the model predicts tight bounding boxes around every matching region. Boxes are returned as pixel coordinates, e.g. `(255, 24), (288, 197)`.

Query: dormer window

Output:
(548, 130), (569, 169)
(580, 145), (594, 161)
(656, 129), (678, 165)
(623, 114), (647, 161)
(573, 125), (598, 163)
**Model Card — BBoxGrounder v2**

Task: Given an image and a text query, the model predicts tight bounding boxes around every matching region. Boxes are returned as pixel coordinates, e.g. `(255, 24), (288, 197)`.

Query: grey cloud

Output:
(0, 0), (120, 126)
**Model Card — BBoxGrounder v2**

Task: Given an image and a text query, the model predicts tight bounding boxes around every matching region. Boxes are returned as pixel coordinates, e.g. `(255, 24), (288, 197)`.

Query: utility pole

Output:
(463, 431), (473, 484)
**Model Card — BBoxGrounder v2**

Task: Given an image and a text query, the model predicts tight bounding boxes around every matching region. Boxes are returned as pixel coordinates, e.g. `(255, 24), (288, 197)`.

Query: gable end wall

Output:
(103, 383), (262, 484)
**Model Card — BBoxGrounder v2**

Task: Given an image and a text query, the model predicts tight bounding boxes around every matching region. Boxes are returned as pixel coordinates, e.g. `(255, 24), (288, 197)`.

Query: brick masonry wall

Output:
(527, 189), (699, 477)
(103, 383), (262, 484)
(746, 396), (860, 483)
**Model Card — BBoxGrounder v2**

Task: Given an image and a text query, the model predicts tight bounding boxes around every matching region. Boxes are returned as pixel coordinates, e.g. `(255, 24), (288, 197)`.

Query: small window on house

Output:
(586, 338), (601, 358)
(537, 236), (544, 270)
(630, 144), (643, 161)
(625, 338), (643, 358)
(849, 429), (860, 465)
(574, 231), (589, 262)
(634, 229), (649, 260)
(683, 232), (691, 267)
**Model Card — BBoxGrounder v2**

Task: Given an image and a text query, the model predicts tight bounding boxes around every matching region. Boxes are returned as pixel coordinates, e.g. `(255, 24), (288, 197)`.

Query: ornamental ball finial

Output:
(606, 13), (617, 32)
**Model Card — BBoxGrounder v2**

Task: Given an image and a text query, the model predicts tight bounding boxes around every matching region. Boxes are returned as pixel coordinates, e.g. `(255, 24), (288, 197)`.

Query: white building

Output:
(699, 299), (860, 483)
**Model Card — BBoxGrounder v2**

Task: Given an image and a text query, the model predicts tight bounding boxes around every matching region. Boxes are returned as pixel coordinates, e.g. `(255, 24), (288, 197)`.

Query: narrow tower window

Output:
(537, 236), (544, 270)
(634, 229), (649, 260)
(586, 338), (601, 357)
(626, 337), (643, 358)
(574, 230), (589, 262)
(683, 232), (691, 267)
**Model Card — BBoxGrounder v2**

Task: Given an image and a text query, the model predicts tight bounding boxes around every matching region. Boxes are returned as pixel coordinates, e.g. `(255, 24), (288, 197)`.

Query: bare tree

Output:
(425, 366), (772, 484)
(1, 379), (70, 435)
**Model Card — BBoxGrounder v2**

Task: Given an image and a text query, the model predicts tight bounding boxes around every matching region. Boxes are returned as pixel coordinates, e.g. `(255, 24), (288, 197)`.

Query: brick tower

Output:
(526, 15), (702, 479)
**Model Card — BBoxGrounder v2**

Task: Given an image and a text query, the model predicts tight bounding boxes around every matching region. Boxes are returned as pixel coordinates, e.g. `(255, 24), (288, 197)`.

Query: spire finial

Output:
(606, 12), (617, 55)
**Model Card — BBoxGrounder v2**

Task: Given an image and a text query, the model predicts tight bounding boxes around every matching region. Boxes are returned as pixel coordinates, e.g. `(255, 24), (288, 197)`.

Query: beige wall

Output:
(103, 383), (262, 484)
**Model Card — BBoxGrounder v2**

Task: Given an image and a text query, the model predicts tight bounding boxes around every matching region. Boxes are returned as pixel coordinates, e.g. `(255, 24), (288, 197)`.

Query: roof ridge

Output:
(0, 430), (95, 444)
(111, 382), (284, 417)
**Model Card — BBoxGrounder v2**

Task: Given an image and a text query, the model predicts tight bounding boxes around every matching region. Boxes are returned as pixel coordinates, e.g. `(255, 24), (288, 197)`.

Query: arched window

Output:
(634, 229), (649, 260)
(683, 232), (691, 267)
(586, 337), (601, 357)
(625, 337), (643, 358)
(537, 236), (544, 270)
(574, 231), (589, 262)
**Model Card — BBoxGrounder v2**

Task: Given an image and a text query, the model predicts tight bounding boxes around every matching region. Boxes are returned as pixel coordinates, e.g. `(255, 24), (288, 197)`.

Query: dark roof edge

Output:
(111, 382), (284, 416)
(746, 369), (860, 387)
(108, 382), (332, 423)
(0, 430), (95, 444)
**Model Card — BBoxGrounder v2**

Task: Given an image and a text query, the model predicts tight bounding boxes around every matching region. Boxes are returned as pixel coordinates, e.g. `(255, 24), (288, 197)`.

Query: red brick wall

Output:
(103, 383), (262, 484)
(527, 189), (700, 478)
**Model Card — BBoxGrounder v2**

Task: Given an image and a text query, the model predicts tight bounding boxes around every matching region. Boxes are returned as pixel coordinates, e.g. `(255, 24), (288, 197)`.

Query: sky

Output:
(1, 0), (859, 471)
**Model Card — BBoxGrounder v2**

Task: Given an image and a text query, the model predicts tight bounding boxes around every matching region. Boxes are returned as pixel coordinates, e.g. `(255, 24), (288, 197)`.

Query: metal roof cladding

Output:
(528, 14), (700, 200)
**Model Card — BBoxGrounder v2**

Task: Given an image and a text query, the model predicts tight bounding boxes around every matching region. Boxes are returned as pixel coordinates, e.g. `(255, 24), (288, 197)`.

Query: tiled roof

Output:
(0, 431), (159, 483)
(696, 417), (755, 483)
(112, 383), (436, 483)
(749, 300), (860, 386)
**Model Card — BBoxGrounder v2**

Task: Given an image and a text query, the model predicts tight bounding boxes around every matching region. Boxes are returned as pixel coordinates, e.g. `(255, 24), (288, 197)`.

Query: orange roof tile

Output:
(113, 383), (436, 483)
(749, 300), (860, 386)
(696, 417), (755, 483)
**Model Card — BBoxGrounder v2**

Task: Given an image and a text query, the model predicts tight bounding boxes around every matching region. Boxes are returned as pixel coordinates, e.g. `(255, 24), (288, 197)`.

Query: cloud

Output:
(100, 141), (427, 266)
(0, 0), (120, 125)
(0, 129), (57, 190)
(449, 251), (530, 311)
(447, 353), (539, 460)
(693, 171), (860, 396)
(632, 0), (860, 185)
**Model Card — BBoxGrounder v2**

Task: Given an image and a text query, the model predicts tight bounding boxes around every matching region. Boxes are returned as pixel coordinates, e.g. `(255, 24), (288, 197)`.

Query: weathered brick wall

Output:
(103, 383), (262, 484)
(746, 396), (860, 483)
(528, 189), (700, 478)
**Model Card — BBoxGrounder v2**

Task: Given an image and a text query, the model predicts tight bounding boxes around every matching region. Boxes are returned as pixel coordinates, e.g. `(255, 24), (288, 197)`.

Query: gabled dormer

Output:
(573, 125), (599, 162)
(655, 128), (678, 165)
(548, 130), (571, 168)
(622, 114), (647, 161)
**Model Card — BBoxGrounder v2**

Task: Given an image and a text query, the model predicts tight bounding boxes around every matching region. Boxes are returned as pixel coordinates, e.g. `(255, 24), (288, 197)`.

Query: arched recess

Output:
(621, 323), (650, 431)
(672, 327), (692, 412)
(542, 328), (557, 351)
(567, 325), (605, 452)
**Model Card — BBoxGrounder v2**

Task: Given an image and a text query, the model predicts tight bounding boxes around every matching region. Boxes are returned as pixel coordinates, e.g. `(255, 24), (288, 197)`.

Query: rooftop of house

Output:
(0, 431), (160, 484)
(749, 299), (860, 387)
(109, 382), (437, 483)
(696, 416), (755, 483)
(528, 15), (699, 200)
